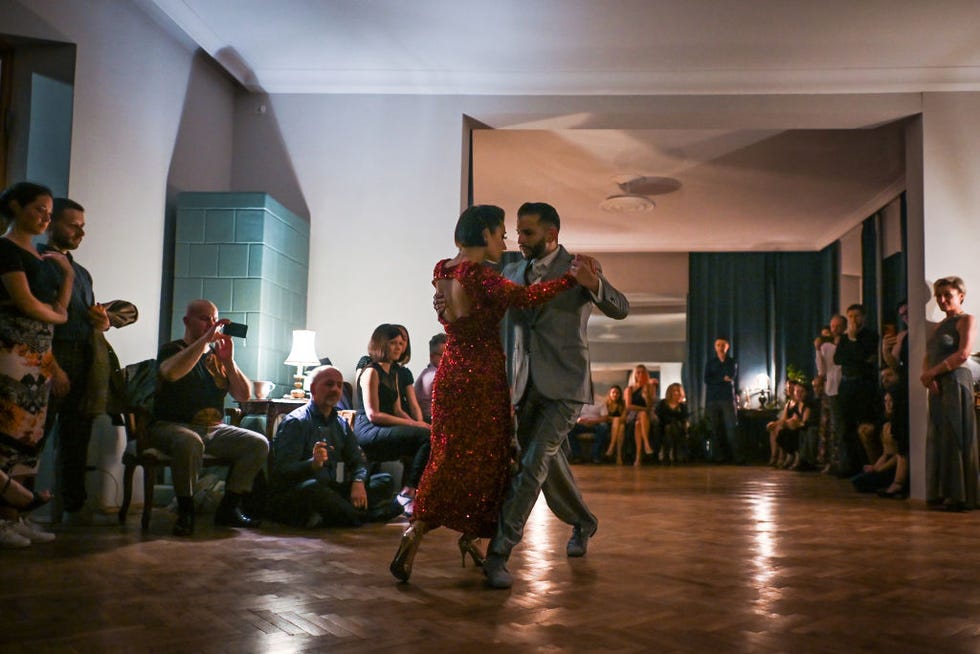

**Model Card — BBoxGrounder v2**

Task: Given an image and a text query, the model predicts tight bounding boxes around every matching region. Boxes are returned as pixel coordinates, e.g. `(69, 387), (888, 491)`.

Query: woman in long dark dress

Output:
(389, 205), (588, 582)
(0, 182), (74, 547)
(920, 275), (978, 512)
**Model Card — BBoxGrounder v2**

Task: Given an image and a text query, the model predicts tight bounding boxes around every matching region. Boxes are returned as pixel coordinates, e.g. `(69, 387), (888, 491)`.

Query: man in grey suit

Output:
(484, 202), (630, 589)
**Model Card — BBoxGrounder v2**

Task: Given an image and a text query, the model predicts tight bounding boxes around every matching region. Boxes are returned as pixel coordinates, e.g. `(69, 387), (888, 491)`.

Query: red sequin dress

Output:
(413, 259), (576, 537)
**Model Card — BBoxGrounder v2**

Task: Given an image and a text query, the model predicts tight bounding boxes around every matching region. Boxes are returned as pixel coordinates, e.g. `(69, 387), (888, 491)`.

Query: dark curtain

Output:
(685, 246), (838, 415)
(861, 216), (880, 333)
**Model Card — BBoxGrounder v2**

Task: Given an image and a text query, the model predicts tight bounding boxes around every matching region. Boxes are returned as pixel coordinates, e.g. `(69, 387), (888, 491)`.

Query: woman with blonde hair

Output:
(625, 364), (658, 466)
(920, 275), (978, 511)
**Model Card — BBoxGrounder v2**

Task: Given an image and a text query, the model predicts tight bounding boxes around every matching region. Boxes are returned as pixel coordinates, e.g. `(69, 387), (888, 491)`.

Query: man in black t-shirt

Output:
(149, 299), (268, 536)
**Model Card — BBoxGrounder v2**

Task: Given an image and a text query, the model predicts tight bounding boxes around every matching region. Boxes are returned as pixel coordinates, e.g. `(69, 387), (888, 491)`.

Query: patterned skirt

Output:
(0, 311), (54, 474)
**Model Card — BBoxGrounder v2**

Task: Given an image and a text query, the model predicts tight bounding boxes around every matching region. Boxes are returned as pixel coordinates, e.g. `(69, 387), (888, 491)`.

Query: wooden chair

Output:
(118, 407), (237, 530)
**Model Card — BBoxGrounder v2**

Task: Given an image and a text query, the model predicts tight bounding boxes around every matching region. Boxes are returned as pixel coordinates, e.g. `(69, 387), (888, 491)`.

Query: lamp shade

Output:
(284, 330), (320, 366)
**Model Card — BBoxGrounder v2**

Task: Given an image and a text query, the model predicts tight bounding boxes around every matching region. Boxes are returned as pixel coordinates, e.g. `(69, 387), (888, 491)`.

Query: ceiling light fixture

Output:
(599, 194), (656, 213)
(600, 174), (682, 213)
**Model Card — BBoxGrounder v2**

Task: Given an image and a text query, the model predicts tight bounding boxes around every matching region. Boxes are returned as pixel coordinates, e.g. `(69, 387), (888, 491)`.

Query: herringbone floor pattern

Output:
(2, 464), (979, 653)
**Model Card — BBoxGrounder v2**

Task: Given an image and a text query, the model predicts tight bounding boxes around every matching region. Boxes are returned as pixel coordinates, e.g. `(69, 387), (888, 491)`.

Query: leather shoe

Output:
(214, 506), (261, 528)
(483, 554), (512, 589)
(566, 523), (597, 558)
(172, 511), (195, 537)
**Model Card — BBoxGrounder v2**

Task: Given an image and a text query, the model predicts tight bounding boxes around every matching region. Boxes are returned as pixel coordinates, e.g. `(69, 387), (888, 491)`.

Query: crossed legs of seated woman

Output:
(604, 416), (626, 464)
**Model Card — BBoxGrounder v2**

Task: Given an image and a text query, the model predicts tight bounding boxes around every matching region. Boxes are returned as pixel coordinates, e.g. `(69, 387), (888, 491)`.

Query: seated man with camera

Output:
(149, 299), (269, 536)
(268, 365), (402, 528)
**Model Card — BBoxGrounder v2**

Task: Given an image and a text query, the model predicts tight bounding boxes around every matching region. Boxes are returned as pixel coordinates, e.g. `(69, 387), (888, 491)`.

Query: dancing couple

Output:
(389, 202), (629, 588)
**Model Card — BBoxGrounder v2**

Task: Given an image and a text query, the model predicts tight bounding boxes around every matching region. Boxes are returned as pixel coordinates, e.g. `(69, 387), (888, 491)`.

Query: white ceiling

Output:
(147, 0), (980, 95)
(139, 1), (972, 352)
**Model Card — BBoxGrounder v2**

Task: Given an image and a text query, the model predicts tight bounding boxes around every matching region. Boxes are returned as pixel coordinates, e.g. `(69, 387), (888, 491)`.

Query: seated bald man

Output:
(149, 299), (268, 536)
(268, 365), (402, 527)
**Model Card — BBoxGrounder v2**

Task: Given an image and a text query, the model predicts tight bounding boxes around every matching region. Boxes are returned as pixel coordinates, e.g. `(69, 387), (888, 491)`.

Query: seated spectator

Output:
(655, 383), (689, 464)
(767, 380), (804, 467)
(795, 376), (823, 470)
(851, 389), (899, 493)
(567, 396), (611, 464)
(269, 366), (401, 527)
(625, 364), (658, 466)
(775, 382), (812, 469)
(353, 324), (430, 515)
(148, 299), (269, 537)
(602, 385), (627, 464)
(392, 324), (426, 422)
(414, 332), (447, 423)
(877, 367), (909, 499)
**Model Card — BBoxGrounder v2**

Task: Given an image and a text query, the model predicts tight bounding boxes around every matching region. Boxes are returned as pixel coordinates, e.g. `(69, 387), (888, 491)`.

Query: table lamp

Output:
(284, 330), (320, 398)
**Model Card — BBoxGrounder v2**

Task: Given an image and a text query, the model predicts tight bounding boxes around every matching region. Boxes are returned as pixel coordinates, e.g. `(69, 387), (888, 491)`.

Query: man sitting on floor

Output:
(269, 365), (402, 527)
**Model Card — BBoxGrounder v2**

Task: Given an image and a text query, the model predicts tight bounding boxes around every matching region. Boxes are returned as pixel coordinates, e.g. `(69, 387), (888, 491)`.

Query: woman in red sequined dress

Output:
(390, 205), (589, 582)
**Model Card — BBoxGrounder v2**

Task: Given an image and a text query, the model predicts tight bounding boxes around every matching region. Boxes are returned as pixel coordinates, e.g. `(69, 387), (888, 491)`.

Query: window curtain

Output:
(861, 216), (880, 332)
(685, 246), (838, 415)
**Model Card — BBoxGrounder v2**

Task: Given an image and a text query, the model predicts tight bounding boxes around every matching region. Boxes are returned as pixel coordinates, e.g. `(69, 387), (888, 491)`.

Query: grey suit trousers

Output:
(489, 383), (597, 559)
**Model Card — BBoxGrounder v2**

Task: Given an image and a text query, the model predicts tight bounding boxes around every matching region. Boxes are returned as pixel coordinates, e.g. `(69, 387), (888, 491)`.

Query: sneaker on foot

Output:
(0, 519), (31, 548)
(12, 516), (56, 543)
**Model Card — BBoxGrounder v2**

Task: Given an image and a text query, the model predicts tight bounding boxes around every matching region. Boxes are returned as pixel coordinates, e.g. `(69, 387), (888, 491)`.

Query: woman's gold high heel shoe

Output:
(457, 535), (485, 568)
(390, 522), (426, 582)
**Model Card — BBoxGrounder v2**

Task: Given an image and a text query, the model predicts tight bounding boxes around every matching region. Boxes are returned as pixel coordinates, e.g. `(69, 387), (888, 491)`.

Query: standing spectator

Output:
(37, 199), (113, 525)
(921, 276), (977, 512)
(413, 332), (446, 423)
(149, 299), (269, 536)
(0, 182), (73, 547)
(704, 337), (740, 463)
(815, 314), (845, 473)
(881, 300), (909, 374)
(833, 304), (879, 477)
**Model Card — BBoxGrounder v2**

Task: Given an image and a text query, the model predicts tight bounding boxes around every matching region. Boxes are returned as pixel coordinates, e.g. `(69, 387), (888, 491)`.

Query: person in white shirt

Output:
(815, 314), (845, 474)
(413, 333), (446, 423)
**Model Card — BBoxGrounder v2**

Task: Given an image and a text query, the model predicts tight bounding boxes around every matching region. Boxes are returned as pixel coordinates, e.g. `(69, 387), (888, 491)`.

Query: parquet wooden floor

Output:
(2, 464), (979, 653)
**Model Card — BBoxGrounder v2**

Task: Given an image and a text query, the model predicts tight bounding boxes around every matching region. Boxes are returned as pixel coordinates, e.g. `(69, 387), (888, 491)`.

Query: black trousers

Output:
(44, 340), (94, 514)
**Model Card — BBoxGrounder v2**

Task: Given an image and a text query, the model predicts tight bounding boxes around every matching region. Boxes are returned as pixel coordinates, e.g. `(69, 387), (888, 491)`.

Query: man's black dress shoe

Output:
(214, 506), (261, 528)
(172, 511), (194, 537)
(567, 523), (597, 558)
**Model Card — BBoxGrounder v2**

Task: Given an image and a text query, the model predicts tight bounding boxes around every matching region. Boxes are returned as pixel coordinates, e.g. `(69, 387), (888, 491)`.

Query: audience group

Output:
(2, 179), (976, 551)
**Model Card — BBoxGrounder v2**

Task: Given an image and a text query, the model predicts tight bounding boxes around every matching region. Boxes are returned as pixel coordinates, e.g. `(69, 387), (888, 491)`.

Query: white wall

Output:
(913, 93), (980, 499)
(5, 0), (235, 366)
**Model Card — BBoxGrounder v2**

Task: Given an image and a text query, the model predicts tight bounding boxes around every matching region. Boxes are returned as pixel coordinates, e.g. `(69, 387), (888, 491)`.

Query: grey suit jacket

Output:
(502, 245), (630, 404)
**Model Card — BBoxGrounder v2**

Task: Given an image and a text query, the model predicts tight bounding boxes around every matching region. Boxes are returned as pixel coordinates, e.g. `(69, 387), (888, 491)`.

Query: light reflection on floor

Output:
(515, 495), (559, 595)
(747, 483), (778, 600)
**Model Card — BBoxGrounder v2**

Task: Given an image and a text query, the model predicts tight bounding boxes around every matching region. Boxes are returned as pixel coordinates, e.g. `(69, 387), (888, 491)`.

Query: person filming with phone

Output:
(149, 299), (268, 536)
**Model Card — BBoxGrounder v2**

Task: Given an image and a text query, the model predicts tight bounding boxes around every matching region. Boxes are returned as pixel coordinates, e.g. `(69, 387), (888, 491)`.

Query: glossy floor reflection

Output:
(2, 464), (979, 653)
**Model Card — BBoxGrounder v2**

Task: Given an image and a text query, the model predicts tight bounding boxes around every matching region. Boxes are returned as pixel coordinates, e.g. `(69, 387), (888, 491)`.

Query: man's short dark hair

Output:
(455, 205), (505, 247)
(428, 333), (447, 354)
(52, 198), (84, 222)
(517, 202), (560, 231)
(846, 304), (865, 314)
